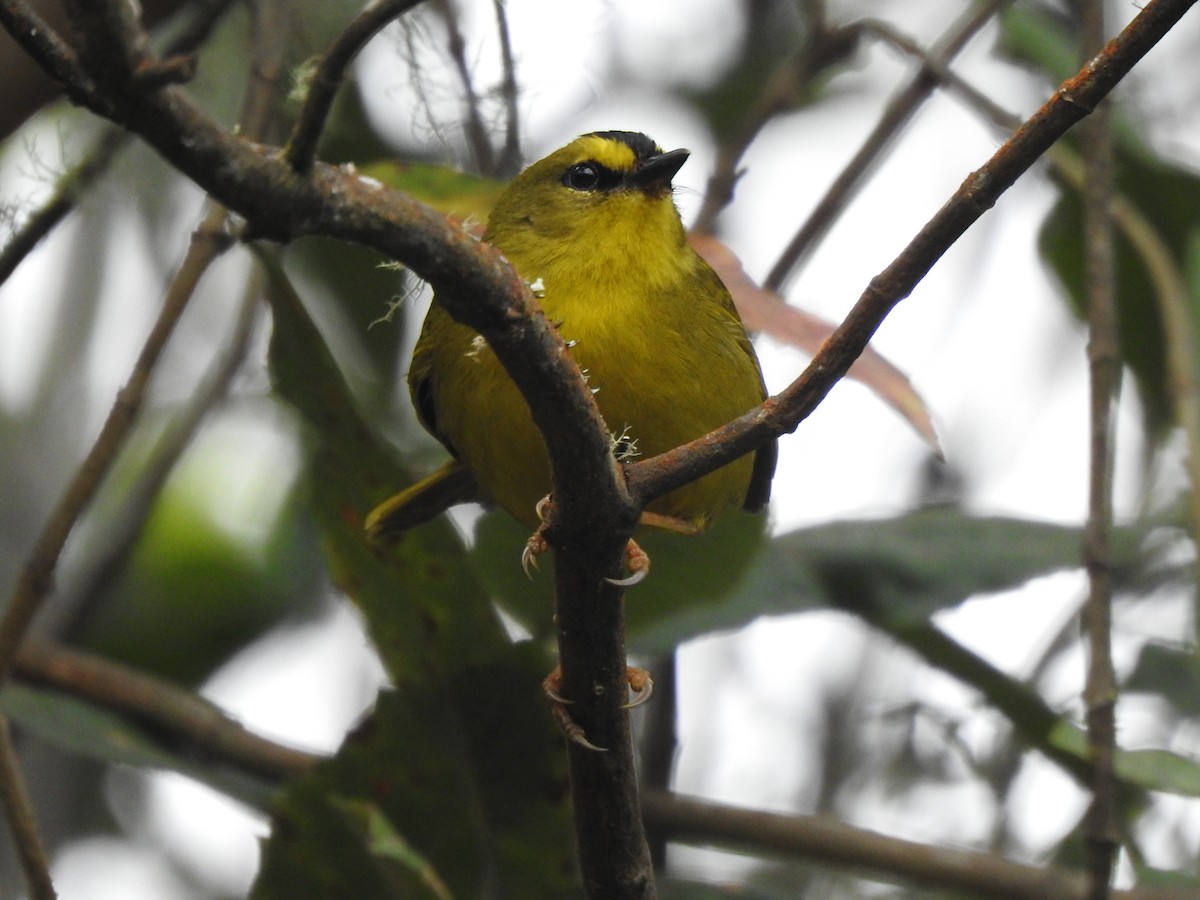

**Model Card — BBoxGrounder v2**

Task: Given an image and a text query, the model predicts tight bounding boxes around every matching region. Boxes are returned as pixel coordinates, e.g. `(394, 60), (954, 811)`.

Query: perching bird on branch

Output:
(366, 130), (776, 583)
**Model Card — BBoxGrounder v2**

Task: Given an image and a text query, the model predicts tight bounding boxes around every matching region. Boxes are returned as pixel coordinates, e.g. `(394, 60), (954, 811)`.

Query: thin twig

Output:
(691, 15), (859, 236)
(762, 0), (1010, 292)
(491, 0), (520, 177)
(0, 716), (55, 900)
(0, 204), (233, 687)
(1080, 3), (1121, 897)
(435, 0), (496, 175)
(0, 126), (128, 288)
(641, 791), (1199, 900)
(11, 641), (319, 781)
(285, 0), (428, 173)
(52, 265), (264, 642)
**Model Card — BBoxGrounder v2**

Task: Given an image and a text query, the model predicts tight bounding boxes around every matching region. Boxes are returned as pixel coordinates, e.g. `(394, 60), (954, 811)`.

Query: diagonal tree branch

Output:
(284, 0), (428, 173)
(762, 0), (1010, 291)
(624, 0), (1199, 509)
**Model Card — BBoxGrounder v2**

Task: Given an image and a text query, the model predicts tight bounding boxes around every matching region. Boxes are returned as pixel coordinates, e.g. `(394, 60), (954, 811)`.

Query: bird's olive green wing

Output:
(695, 259), (778, 512)
(365, 306), (481, 543)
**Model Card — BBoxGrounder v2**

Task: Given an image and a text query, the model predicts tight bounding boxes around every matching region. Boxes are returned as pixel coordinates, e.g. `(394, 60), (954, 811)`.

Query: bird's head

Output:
(484, 131), (691, 261)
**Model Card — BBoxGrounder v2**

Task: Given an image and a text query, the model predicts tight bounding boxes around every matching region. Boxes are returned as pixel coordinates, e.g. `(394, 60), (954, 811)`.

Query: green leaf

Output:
(340, 799), (454, 900)
(255, 257), (576, 896)
(1040, 147), (1200, 438)
(254, 674), (575, 900)
(618, 508), (1128, 655)
(997, 5), (1078, 84)
(1126, 642), (1200, 717)
(1048, 721), (1200, 797)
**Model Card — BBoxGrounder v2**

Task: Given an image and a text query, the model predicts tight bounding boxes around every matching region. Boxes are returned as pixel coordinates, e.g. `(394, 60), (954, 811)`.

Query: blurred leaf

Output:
(255, 675), (575, 900)
(359, 160), (505, 229)
(285, 237), (414, 407)
(79, 455), (317, 686)
(1117, 749), (1200, 797)
(1132, 866), (1200, 889)
(1048, 721), (1200, 797)
(0, 683), (279, 809)
(1040, 146), (1200, 438)
(638, 508), (1131, 650)
(256, 257), (575, 896)
(997, 5), (1077, 83)
(353, 799), (453, 899)
(1126, 643), (1200, 717)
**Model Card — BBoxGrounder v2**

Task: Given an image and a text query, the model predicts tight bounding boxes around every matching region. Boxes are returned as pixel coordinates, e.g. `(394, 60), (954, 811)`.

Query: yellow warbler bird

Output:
(366, 131), (776, 569)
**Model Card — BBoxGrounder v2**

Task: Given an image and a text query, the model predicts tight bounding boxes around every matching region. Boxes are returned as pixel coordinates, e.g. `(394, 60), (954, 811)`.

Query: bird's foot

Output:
(542, 665), (655, 752)
(521, 495), (555, 578)
(605, 539), (651, 587)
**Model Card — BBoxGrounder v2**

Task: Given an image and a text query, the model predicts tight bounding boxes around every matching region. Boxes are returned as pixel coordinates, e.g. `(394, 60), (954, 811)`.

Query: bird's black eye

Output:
(564, 162), (602, 191)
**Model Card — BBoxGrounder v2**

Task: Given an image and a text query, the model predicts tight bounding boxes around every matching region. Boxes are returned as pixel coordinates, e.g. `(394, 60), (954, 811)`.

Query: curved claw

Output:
(622, 669), (654, 709)
(544, 668), (607, 752)
(521, 495), (554, 578)
(605, 568), (647, 588)
(604, 539), (650, 587)
(521, 542), (540, 579)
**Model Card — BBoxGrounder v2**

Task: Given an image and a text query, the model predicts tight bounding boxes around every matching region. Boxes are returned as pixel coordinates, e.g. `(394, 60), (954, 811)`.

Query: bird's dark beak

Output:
(627, 148), (689, 192)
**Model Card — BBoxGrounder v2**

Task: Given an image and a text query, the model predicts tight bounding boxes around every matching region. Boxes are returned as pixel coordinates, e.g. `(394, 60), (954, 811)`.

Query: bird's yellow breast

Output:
(408, 131), (769, 532)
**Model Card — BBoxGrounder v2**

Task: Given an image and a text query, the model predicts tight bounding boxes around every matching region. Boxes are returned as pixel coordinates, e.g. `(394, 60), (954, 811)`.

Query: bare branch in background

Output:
(285, 0), (428, 173)
(691, 12), (859, 236)
(50, 266), (264, 642)
(491, 0), (520, 176)
(875, 3), (1200, 586)
(0, 204), (233, 688)
(761, 0), (1010, 292)
(12, 641), (318, 781)
(434, 0), (496, 175)
(1079, 2), (1121, 896)
(0, 126), (128, 287)
(641, 791), (1200, 900)
(0, 717), (54, 899)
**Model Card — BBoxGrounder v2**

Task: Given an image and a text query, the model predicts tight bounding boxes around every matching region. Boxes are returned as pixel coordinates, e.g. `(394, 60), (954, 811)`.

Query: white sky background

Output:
(1, 0), (1198, 895)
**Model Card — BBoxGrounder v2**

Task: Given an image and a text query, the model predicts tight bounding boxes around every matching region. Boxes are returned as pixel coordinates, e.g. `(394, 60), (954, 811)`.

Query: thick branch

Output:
(625, 0), (1198, 508)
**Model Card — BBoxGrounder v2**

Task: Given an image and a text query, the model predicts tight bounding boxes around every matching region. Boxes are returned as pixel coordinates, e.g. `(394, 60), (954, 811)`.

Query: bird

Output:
(365, 130), (776, 573)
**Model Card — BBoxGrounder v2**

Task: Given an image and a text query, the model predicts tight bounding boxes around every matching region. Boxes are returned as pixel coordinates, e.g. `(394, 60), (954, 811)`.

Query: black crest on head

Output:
(583, 131), (661, 161)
